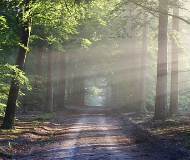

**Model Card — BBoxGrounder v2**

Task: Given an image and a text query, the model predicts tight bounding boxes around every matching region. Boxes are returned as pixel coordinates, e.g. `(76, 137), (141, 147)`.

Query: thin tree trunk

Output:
(78, 75), (85, 105)
(37, 43), (43, 77)
(73, 71), (80, 105)
(154, 0), (169, 120)
(115, 77), (119, 106)
(67, 70), (72, 104)
(57, 52), (66, 108)
(73, 72), (77, 105)
(34, 43), (44, 107)
(70, 73), (75, 105)
(2, 0), (31, 129)
(169, 3), (179, 116)
(129, 32), (138, 105)
(140, 13), (149, 112)
(45, 46), (54, 112)
(111, 78), (116, 106)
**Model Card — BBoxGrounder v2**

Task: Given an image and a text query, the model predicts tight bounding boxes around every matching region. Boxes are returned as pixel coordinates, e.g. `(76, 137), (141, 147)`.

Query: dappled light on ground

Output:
(11, 108), (151, 160)
(1, 108), (190, 159)
(28, 114), (139, 160)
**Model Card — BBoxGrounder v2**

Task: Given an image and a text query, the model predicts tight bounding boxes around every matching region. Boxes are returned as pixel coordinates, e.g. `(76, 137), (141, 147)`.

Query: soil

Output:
(0, 106), (190, 160)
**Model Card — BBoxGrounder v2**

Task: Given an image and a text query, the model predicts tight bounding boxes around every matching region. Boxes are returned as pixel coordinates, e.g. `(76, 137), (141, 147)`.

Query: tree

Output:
(78, 73), (86, 105)
(36, 42), (44, 78)
(153, 0), (169, 120)
(129, 31), (138, 106)
(57, 51), (66, 109)
(169, 1), (179, 116)
(44, 46), (54, 112)
(140, 13), (149, 112)
(2, 0), (31, 129)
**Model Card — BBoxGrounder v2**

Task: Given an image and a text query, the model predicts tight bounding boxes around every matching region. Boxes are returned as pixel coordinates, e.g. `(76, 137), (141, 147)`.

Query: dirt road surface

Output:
(14, 107), (152, 160)
(5, 106), (190, 160)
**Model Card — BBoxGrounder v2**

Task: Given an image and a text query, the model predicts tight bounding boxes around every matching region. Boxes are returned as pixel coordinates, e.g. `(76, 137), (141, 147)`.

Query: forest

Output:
(1, 0), (190, 159)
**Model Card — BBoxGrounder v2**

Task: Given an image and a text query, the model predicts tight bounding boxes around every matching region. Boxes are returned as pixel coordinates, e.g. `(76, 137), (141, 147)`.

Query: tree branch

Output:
(133, 1), (190, 25)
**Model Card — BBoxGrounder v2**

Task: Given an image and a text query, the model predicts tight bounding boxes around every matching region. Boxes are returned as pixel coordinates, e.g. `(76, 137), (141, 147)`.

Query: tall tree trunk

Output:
(70, 73), (75, 105)
(67, 70), (72, 105)
(37, 43), (43, 77)
(140, 13), (149, 112)
(128, 8), (138, 106)
(72, 72), (77, 105)
(57, 52), (66, 108)
(34, 43), (44, 107)
(2, 0), (31, 129)
(154, 0), (169, 120)
(45, 46), (54, 112)
(169, 3), (179, 116)
(115, 77), (119, 106)
(75, 75), (80, 105)
(111, 78), (117, 106)
(129, 32), (138, 105)
(73, 70), (80, 105)
(78, 75), (85, 105)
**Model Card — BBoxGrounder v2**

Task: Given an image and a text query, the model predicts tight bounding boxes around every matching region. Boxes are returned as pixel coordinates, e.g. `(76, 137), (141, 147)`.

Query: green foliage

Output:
(0, 1), (20, 52)
(88, 86), (102, 96)
(179, 95), (190, 111)
(0, 16), (8, 33)
(0, 63), (31, 116)
(31, 0), (86, 46)
(20, 75), (46, 110)
(81, 38), (92, 49)
(2, 0), (190, 115)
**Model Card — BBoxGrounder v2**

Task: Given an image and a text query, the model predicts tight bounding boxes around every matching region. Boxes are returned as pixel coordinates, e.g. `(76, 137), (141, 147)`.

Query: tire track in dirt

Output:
(74, 115), (134, 160)
(16, 108), (153, 160)
(46, 117), (88, 159)
(45, 113), (137, 159)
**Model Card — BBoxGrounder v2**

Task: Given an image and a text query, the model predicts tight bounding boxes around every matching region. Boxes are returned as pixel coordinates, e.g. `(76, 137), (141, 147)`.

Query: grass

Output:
(30, 112), (56, 120)
(9, 135), (18, 140)
(8, 141), (12, 149)
(164, 119), (180, 125)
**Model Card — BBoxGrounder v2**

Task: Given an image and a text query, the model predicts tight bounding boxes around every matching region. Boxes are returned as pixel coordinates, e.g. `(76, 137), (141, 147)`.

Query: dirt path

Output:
(15, 108), (152, 160)
(44, 116), (134, 159)
(2, 107), (190, 160)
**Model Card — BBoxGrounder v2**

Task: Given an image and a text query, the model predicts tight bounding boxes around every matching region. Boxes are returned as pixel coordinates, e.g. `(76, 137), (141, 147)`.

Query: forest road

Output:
(24, 107), (153, 160)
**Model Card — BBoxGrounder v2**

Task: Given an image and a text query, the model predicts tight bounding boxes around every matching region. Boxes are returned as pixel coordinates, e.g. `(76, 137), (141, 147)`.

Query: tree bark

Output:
(45, 46), (54, 112)
(70, 73), (75, 105)
(154, 0), (169, 120)
(57, 52), (66, 108)
(73, 71), (80, 105)
(169, 3), (179, 116)
(78, 75), (85, 105)
(37, 43), (43, 77)
(110, 77), (117, 106)
(129, 32), (138, 105)
(33, 42), (44, 107)
(2, 0), (31, 129)
(67, 69), (72, 105)
(140, 13), (149, 112)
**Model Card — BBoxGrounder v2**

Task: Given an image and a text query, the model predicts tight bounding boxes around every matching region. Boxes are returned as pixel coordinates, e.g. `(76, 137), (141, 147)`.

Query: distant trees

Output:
(1, 0), (190, 128)
(0, 0), (120, 127)
(1, 0), (85, 128)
